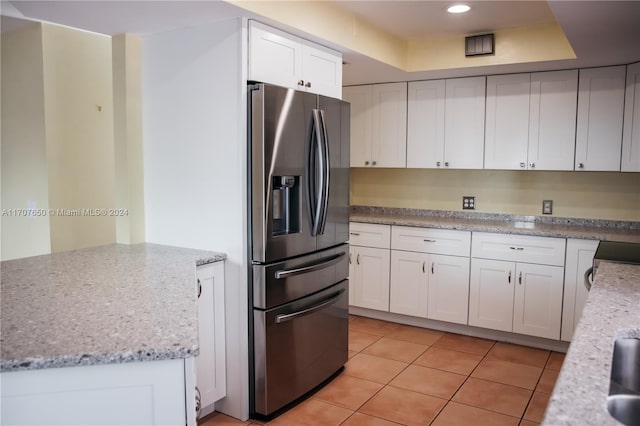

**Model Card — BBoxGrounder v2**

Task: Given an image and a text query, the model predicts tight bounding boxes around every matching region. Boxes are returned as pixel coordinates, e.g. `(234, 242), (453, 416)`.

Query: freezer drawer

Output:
(253, 244), (348, 310)
(253, 280), (348, 416)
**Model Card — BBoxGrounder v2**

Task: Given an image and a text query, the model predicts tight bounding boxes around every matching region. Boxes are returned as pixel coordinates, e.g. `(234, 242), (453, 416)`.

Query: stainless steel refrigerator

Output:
(248, 83), (350, 418)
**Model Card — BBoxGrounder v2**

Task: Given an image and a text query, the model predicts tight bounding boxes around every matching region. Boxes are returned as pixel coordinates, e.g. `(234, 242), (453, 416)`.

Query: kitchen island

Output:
(1, 243), (225, 425)
(543, 260), (640, 426)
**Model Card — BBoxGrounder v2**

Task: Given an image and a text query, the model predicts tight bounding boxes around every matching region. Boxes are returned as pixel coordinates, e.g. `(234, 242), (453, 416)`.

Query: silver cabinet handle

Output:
(305, 81), (311, 88)
(372, 160), (377, 166)
(349, 232), (360, 236)
(431, 261), (435, 274)
(275, 252), (346, 279)
(197, 278), (202, 298)
(584, 266), (594, 291)
(365, 161), (370, 165)
(298, 80), (304, 86)
(424, 239), (436, 243)
(357, 254), (360, 265)
(518, 272), (523, 285)
(444, 161), (449, 167)
(436, 161), (441, 167)
(422, 261), (426, 273)
(578, 162), (585, 169)
(529, 162), (535, 169)
(520, 162), (526, 168)
(508, 270), (512, 284)
(509, 246), (524, 251)
(349, 253), (352, 264)
(275, 289), (345, 324)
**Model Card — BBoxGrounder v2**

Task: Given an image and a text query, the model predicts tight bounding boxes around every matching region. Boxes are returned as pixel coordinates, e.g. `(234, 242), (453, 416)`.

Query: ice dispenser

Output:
(272, 176), (300, 236)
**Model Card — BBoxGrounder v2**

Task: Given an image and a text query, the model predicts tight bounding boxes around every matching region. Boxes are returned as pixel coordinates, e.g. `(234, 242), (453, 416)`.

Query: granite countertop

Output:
(543, 261), (640, 425)
(0, 243), (226, 373)
(350, 206), (640, 243)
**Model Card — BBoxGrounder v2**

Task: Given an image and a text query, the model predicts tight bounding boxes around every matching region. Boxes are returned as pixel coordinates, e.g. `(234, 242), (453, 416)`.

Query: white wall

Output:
(141, 18), (249, 420)
(1, 23), (52, 261)
(41, 23), (116, 253)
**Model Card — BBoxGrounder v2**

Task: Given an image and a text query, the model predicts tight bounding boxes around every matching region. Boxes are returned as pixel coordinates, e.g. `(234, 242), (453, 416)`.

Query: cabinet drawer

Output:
(471, 232), (566, 266)
(391, 226), (471, 257)
(349, 223), (391, 249)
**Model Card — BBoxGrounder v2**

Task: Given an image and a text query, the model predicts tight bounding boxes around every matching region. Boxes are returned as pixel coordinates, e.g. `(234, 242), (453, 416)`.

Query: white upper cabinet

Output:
(622, 62), (640, 172)
(528, 70), (578, 170)
(372, 82), (408, 168)
(248, 21), (342, 98)
(407, 80), (445, 168)
(486, 71), (578, 171)
(485, 73), (531, 170)
(345, 83), (407, 167)
(408, 77), (485, 169)
(444, 77), (486, 169)
(575, 66), (626, 171)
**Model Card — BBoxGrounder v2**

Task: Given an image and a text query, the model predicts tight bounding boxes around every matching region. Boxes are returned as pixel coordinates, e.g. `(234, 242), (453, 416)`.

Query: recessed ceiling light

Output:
(447, 4), (471, 14)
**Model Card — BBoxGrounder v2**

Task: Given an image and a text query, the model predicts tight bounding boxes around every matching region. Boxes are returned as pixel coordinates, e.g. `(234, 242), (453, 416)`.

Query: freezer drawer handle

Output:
(274, 251), (346, 280)
(275, 288), (345, 324)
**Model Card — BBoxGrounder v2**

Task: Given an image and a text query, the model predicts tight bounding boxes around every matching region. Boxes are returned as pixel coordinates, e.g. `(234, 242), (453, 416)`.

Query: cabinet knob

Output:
(436, 161), (441, 167)
(578, 162), (585, 169)
(298, 80), (305, 86)
(364, 161), (370, 166)
(444, 161), (450, 167)
(305, 81), (311, 88)
(529, 162), (535, 169)
(520, 162), (526, 168)
(372, 161), (377, 166)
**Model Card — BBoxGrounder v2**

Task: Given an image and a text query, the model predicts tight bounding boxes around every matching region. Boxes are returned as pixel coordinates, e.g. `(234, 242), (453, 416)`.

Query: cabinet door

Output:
(561, 239), (598, 342)
(343, 86), (373, 167)
(485, 73), (531, 170)
(196, 262), (226, 409)
(407, 80), (445, 168)
(372, 82), (407, 167)
(390, 250), (429, 317)
(622, 62), (640, 172)
(301, 41), (342, 99)
(428, 255), (470, 325)
(512, 263), (563, 340)
(444, 76), (486, 169)
(248, 21), (302, 90)
(528, 70), (578, 171)
(575, 66), (626, 171)
(351, 246), (390, 311)
(469, 258), (514, 332)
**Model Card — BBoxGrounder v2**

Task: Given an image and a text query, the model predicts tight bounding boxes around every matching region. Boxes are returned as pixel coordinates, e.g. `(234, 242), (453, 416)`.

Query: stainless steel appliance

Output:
(585, 241), (640, 290)
(248, 83), (350, 418)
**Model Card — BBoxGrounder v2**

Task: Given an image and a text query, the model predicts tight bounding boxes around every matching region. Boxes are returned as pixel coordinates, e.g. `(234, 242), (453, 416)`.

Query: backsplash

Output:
(350, 168), (640, 221)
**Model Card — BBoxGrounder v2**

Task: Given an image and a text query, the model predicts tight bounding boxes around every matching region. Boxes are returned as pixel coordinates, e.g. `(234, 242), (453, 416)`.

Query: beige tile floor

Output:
(201, 315), (565, 426)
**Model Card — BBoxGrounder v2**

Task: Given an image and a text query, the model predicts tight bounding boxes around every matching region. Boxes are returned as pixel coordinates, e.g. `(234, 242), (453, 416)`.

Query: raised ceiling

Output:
(3, 0), (640, 85)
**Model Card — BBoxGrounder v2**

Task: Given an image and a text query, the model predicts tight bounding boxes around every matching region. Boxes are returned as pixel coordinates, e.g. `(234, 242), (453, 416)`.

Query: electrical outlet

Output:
(462, 196), (475, 210)
(542, 200), (553, 215)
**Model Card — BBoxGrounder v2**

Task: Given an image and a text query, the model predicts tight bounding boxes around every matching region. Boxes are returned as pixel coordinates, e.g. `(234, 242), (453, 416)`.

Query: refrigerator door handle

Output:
(274, 251), (346, 279)
(310, 109), (325, 236)
(317, 110), (330, 235)
(275, 288), (345, 324)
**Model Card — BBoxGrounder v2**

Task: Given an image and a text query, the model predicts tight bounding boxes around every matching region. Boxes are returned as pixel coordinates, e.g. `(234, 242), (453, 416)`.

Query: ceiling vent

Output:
(465, 33), (494, 56)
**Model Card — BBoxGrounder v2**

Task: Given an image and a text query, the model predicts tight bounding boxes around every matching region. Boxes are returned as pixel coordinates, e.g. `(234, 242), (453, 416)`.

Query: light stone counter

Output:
(0, 243), (225, 372)
(350, 206), (640, 243)
(543, 261), (640, 426)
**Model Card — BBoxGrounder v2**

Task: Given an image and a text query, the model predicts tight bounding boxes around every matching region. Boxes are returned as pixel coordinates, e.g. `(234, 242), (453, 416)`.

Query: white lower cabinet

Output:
(561, 239), (598, 341)
(469, 258), (563, 340)
(350, 245), (391, 311)
(428, 254), (470, 324)
(1, 358), (192, 425)
(390, 250), (429, 317)
(195, 261), (226, 417)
